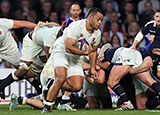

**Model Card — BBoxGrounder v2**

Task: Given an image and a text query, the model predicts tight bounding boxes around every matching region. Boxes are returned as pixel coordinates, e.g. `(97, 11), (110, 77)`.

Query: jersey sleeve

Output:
(141, 24), (149, 35)
(0, 18), (13, 30)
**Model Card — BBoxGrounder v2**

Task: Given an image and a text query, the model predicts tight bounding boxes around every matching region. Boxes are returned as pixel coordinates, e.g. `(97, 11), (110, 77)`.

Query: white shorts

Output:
(111, 47), (143, 69)
(0, 46), (20, 66)
(21, 33), (44, 66)
(132, 75), (149, 95)
(52, 52), (84, 77)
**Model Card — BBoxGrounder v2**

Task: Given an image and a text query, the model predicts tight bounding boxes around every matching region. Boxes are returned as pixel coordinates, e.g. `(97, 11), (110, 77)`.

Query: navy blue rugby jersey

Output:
(140, 20), (160, 60)
(102, 48), (118, 62)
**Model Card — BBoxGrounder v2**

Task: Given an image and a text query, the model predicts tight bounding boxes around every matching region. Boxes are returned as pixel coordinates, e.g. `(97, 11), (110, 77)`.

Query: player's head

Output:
(154, 9), (160, 26)
(86, 7), (103, 30)
(70, 2), (81, 19)
(97, 43), (112, 61)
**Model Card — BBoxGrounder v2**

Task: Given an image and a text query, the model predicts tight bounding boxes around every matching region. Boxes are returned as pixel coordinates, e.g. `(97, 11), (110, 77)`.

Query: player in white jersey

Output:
(0, 18), (36, 68)
(0, 23), (62, 99)
(0, 18), (36, 99)
(42, 7), (103, 113)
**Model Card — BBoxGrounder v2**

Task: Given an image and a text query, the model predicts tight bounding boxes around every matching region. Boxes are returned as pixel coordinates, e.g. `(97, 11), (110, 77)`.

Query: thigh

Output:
(109, 65), (131, 81)
(67, 75), (84, 87)
(136, 92), (148, 109)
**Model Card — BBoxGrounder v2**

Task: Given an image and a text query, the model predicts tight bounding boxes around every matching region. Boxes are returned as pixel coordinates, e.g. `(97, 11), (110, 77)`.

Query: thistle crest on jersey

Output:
(77, 38), (89, 51)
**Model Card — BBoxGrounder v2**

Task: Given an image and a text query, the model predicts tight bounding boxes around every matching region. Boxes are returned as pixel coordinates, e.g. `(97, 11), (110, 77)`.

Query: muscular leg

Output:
(62, 76), (84, 92)
(129, 56), (153, 74)
(26, 63), (43, 78)
(46, 67), (67, 102)
(136, 71), (160, 97)
(136, 92), (148, 109)
(136, 71), (156, 87)
(0, 61), (31, 99)
(25, 98), (44, 109)
(107, 65), (131, 88)
(107, 65), (132, 106)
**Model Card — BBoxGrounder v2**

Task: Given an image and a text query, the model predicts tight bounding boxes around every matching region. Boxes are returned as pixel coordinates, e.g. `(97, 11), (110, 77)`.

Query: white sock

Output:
(43, 100), (55, 106)
(62, 95), (70, 100)
(23, 97), (27, 104)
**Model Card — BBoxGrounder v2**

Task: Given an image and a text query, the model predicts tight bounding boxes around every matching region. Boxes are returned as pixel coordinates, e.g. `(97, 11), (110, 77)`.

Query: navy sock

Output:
(146, 96), (160, 109)
(112, 84), (128, 103)
(151, 82), (160, 96)
(0, 73), (15, 91)
(26, 78), (42, 95)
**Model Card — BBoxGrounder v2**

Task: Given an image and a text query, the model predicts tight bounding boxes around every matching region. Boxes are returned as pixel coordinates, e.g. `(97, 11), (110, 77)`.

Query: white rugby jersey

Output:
(0, 18), (17, 52)
(32, 26), (61, 47)
(53, 19), (101, 58)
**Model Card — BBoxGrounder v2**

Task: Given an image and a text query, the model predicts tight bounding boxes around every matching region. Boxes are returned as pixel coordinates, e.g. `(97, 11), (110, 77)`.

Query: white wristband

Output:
(135, 31), (144, 42)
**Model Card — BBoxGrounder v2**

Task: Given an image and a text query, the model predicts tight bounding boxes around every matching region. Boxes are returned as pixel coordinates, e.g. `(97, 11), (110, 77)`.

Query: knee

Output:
(55, 75), (66, 85)
(145, 57), (153, 68)
(107, 80), (113, 88)
(71, 83), (82, 92)
(107, 77), (118, 88)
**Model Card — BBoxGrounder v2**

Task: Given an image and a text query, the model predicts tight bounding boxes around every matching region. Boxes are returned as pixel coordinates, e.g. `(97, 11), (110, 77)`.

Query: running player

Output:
(42, 7), (103, 113)
(0, 22), (61, 99)
(0, 18), (36, 99)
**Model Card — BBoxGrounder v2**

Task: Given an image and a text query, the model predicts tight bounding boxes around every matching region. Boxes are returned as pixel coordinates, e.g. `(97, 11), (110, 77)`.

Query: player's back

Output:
(32, 26), (61, 47)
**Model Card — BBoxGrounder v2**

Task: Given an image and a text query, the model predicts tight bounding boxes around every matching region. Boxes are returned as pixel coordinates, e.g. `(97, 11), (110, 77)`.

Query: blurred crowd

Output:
(0, 0), (159, 68)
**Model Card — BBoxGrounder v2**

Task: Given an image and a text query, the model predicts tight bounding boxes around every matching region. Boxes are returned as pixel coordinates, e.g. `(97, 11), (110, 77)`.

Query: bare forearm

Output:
(131, 31), (144, 49)
(13, 20), (36, 29)
(89, 51), (97, 70)
(66, 45), (88, 55)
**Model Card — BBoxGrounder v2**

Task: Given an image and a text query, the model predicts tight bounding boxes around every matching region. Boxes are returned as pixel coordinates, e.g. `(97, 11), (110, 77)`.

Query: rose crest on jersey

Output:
(0, 30), (2, 35)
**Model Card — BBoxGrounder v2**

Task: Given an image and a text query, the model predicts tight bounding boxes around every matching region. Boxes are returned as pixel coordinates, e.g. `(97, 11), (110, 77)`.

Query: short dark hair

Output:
(154, 9), (160, 15)
(72, 1), (81, 7)
(86, 7), (102, 18)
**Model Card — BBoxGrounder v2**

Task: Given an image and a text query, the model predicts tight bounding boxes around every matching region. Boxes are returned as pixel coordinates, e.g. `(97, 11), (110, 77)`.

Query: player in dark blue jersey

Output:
(130, 9), (160, 74)
(97, 43), (160, 110)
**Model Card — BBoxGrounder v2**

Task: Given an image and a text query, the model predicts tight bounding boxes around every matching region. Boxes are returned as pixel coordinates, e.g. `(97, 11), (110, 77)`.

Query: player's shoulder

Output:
(69, 19), (85, 26)
(93, 29), (101, 36)
(67, 19), (85, 30)
(144, 20), (156, 27)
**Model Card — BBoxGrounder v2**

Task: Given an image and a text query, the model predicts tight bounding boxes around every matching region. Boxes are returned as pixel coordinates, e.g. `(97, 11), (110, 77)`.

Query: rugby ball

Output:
(77, 38), (89, 51)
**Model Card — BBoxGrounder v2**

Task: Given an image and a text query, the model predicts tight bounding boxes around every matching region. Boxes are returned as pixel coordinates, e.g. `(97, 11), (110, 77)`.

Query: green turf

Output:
(0, 104), (160, 115)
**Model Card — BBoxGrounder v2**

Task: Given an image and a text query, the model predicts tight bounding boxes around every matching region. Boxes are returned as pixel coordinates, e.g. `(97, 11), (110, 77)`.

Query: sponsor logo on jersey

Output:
(149, 30), (156, 33)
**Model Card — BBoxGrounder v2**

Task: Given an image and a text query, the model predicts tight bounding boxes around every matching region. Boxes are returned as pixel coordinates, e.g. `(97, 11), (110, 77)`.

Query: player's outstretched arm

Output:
(13, 20), (36, 29)
(130, 31), (144, 49)
(152, 48), (160, 55)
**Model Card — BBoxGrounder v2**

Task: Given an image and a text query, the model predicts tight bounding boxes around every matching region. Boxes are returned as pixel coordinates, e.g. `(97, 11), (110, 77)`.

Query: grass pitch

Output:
(0, 104), (160, 115)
